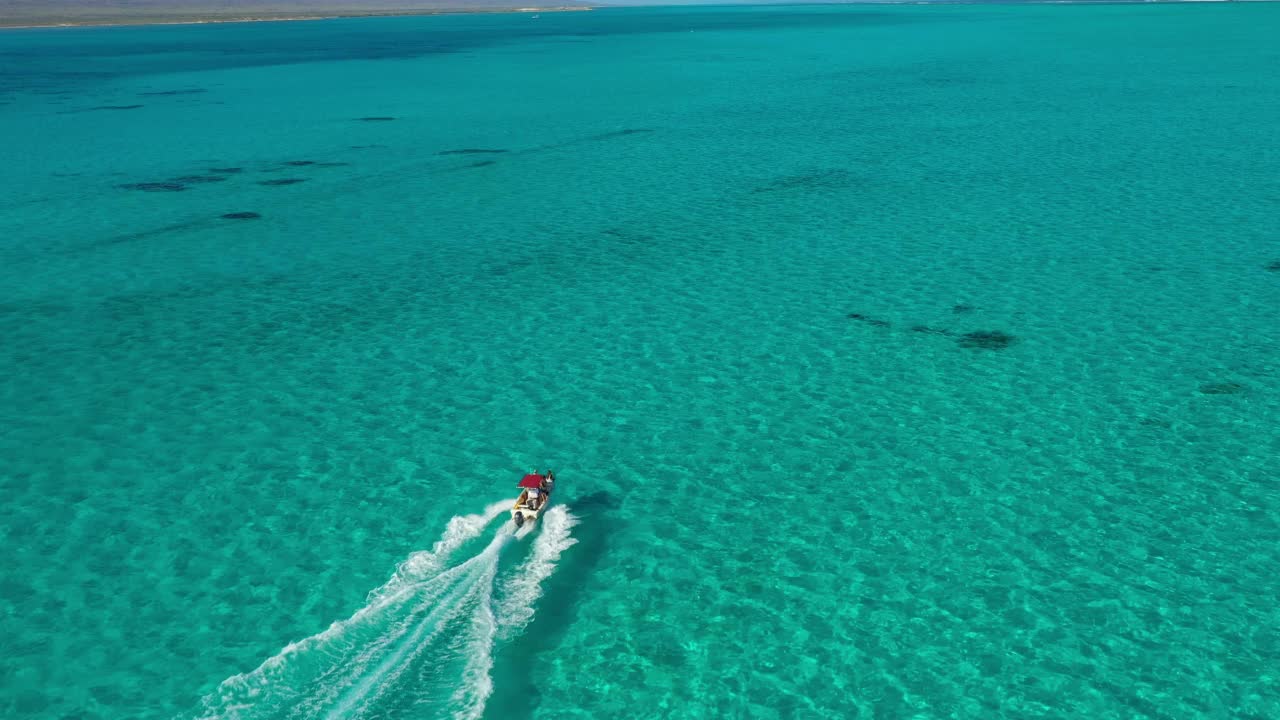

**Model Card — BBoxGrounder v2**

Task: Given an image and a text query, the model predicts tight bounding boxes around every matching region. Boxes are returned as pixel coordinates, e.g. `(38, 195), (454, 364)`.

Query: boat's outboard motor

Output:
(514, 511), (524, 528)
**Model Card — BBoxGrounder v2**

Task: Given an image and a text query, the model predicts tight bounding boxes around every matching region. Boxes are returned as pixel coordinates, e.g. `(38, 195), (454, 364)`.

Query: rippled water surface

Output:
(1, 4), (1278, 718)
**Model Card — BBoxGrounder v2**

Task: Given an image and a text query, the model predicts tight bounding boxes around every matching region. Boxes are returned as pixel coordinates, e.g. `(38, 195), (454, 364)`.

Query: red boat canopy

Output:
(517, 473), (545, 488)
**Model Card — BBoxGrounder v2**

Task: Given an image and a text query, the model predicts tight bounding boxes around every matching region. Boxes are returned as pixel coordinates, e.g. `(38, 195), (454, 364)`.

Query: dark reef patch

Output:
(60, 104), (146, 114)
(467, 160), (497, 169)
(485, 257), (539, 278)
(95, 275), (289, 334)
(350, 144), (386, 150)
(588, 128), (655, 141)
(357, 116), (396, 122)
(221, 212), (261, 220)
(847, 313), (890, 328)
(80, 219), (209, 251)
(0, 301), (71, 319)
(957, 331), (1017, 350)
(316, 162), (350, 168)
(139, 89), (206, 96)
(438, 148), (509, 156)
(1265, 260), (1280, 272)
(911, 325), (954, 337)
(171, 175), (227, 184)
(257, 178), (307, 186)
(1199, 382), (1246, 395)
(952, 304), (975, 314)
(921, 75), (971, 88)
(210, 167), (243, 174)
(602, 228), (652, 245)
(284, 160), (317, 166)
(119, 182), (186, 192)
(755, 169), (856, 193)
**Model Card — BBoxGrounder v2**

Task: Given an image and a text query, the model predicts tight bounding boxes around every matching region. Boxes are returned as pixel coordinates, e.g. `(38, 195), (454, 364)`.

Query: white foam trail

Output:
(325, 530), (511, 720)
(193, 502), (507, 720)
(447, 554), (501, 720)
(377, 501), (511, 599)
(497, 506), (579, 638)
(192, 501), (577, 720)
(304, 538), (504, 718)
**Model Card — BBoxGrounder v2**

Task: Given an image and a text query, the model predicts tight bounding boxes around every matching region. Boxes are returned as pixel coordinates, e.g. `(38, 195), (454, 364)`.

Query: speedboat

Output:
(512, 470), (555, 528)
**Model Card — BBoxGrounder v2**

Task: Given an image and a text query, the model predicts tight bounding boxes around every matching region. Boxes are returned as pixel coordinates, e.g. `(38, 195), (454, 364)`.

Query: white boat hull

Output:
(511, 497), (549, 528)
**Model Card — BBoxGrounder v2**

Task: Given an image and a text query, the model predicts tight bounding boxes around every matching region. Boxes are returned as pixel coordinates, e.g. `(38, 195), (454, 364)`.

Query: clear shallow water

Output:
(1, 4), (1278, 718)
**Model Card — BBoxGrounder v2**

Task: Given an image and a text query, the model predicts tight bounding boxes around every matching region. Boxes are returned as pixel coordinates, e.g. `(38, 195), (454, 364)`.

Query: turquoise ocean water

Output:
(2, 4), (1279, 718)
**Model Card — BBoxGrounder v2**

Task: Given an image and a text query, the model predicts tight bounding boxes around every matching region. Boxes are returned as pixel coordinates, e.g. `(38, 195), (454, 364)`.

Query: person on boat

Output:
(526, 484), (542, 510)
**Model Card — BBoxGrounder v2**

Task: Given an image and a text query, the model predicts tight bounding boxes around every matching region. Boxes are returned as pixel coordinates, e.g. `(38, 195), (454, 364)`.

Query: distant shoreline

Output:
(0, 6), (592, 31)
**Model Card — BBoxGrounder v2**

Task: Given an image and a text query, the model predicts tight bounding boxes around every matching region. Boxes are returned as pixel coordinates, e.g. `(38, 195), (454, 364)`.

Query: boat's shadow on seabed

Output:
(482, 491), (620, 720)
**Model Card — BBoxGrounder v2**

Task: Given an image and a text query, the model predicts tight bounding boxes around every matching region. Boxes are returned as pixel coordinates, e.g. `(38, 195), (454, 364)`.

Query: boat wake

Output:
(193, 502), (578, 720)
